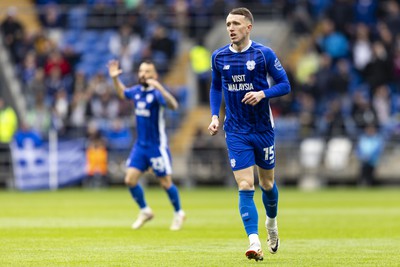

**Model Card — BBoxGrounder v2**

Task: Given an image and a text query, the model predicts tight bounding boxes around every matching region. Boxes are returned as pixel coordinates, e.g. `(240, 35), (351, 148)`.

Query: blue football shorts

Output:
(126, 143), (172, 177)
(225, 129), (275, 171)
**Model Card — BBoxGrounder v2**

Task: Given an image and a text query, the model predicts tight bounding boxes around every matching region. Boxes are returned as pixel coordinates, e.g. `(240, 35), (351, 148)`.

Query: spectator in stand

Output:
(314, 53), (334, 101)
(382, 0), (400, 37)
(27, 68), (46, 109)
(325, 0), (354, 36)
(0, 97), (18, 174)
(102, 118), (133, 151)
(0, 7), (25, 63)
(72, 71), (87, 94)
(39, 2), (66, 45)
(361, 41), (392, 93)
(356, 123), (384, 186)
(16, 33), (35, 66)
(109, 24), (143, 77)
(189, 39), (211, 105)
(351, 90), (379, 132)
(39, 2), (66, 29)
(393, 41), (400, 85)
(19, 50), (38, 85)
(376, 22), (394, 54)
(85, 135), (109, 188)
(148, 25), (176, 75)
(316, 18), (349, 60)
(44, 50), (71, 77)
(90, 87), (120, 126)
(172, 0), (189, 34)
(354, 0), (378, 27)
(52, 89), (70, 135)
(352, 23), (373, 72)
(297, 92), (317, 138)
(0, 96), (18, 144)
(331, 58), (351, 98)
(295, 43), (319, 84)
(44, 66), (68, 103)
(32, 29), (53, 66)
(286, 1), (313, 35)
(69, 88), (91, 137)
(26, 94), (51, 138)
(13, 121), (43, 149)
(321, 98), (349, 138)
(187, 0), (212, 41)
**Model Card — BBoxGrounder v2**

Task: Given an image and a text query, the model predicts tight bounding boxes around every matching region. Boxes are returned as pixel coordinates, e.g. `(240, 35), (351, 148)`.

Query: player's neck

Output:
(231, 39), (251, 53)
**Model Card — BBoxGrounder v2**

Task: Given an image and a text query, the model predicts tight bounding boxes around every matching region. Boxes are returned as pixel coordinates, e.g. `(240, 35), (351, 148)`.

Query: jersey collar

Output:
(229, 40), (252, 53)
(141, 86), (155, 92)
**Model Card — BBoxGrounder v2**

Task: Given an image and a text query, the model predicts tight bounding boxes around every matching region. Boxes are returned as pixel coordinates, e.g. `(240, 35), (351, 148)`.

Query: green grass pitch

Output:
(1, 186), (399, 266)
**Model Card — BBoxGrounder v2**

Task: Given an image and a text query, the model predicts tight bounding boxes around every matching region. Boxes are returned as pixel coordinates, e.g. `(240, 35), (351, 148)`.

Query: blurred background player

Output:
(208, 7), (291, 261)
(107, 59), (185, 231)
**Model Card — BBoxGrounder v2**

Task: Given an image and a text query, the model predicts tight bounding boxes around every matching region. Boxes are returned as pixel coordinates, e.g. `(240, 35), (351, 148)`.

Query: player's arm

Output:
(208, 53), (222, 136)
(242, 49), (291, 106)
(146, 79), (179, 110)
(261, 48), (290, 99)
(107, 60), (126, 99)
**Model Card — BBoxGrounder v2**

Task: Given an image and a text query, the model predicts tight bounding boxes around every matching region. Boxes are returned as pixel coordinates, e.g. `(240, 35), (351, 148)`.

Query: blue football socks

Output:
(129, 184), (147, 209)
(165, 184), (181, 212)
(239, 190), (259, 236)
(260, 182), (279, 219)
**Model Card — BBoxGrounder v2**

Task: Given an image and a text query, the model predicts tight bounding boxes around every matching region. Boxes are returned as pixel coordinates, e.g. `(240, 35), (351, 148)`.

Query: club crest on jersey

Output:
(246, 60), (255, 71)
(274, 58), (283, 70)
(230, 158), (236, 168)
(135, 94), (140, 100)
(146, 94), (154, 103)
(137, 101), (146, 109)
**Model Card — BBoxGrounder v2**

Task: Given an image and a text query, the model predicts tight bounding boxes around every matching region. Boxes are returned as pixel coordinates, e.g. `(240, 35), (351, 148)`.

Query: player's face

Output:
(138, 63), (157, 86)
(226, 14), (252, 46)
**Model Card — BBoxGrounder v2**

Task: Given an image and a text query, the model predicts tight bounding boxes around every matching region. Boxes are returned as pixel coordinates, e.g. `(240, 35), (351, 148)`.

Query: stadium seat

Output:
(68, 7), (87, 30)
(299, 138), (325, 169)
(324, 137), (353, 171)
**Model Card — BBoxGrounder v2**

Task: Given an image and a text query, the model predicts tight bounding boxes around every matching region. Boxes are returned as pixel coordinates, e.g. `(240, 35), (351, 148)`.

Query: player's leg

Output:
(254, 130), (280, 254)
(158, 175), (185, 230)
(234, 167), (263, 261)
(152, 147), (185, 230)
(125, 167), (154, 229)
(226, 132), (263, 261)
(257, 168), (279, 254)
(126, 145), (154, 229)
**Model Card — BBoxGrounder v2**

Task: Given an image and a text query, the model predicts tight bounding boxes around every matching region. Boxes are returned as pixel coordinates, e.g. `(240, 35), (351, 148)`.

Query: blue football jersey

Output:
(210, 41), (290, 133)
(124, 85), (168, 147)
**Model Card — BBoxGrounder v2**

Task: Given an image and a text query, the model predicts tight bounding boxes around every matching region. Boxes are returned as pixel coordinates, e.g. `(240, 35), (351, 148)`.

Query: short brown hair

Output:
(229, 7), (254, 24)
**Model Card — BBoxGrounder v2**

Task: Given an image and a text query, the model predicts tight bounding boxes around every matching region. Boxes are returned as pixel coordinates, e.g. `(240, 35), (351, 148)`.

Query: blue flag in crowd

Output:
(11, 138), (86, 190)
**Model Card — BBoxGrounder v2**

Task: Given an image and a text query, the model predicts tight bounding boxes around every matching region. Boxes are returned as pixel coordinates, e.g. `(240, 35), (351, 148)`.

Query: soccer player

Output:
(108, 59), (185, 231)
(208, 7), (291, 261)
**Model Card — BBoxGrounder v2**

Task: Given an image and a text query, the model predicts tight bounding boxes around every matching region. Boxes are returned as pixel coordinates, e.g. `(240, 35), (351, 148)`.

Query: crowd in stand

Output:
(2, 1), (400, 185)
(1, 1), (193, 146)
(273, 0), (400, 143)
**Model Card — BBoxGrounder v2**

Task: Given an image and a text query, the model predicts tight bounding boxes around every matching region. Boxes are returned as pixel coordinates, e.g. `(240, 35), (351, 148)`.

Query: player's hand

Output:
(107, 60), (123, 78)
(241, 91), (265, 106)
(208, 116), (219, 136)
(145, 79), (161, 89)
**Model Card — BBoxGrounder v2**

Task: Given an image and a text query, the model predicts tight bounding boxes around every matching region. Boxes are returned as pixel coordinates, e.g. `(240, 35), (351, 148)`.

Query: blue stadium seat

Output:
(68, 7), (87, 30)
(82, 30), (100, 45)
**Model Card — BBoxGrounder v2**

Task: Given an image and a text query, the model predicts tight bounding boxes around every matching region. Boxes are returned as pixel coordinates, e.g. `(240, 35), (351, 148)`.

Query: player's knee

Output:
(159, 176), (172, 189)
(260, 179), (274, 191)
(124, 176), (137, 187)
(237, 180), (254, 190)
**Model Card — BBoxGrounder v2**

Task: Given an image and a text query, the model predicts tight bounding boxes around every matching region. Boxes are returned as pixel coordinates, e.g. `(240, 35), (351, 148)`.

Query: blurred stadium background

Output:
(1, 0), (400, 191)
